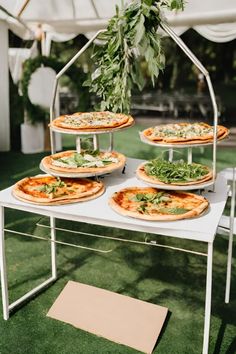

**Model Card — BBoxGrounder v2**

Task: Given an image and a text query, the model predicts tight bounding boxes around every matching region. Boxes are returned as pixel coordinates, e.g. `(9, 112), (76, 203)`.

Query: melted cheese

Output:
(152, 123), (214, 139)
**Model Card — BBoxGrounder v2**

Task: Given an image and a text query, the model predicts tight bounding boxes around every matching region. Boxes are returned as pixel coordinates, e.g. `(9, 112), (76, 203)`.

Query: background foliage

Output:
(20, 55), (90, 124)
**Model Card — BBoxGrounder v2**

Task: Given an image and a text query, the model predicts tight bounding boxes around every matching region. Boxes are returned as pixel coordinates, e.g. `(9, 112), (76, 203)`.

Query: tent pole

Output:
(0, 5), (33, 34)
(17, 0), (31, 18)
(160, 22), (218, 189)
(0, 21), (10, 151)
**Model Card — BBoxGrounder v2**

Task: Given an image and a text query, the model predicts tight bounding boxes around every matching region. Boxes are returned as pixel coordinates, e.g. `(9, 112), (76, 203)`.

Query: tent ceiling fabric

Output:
(0, 0), (236, 42)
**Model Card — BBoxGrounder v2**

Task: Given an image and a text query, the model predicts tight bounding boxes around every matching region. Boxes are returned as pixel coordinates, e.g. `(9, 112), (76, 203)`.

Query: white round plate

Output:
(139, 131), (223, 148)
(39, 161), (125, 178)
(136, 174), (215, 190)
(50, 121), (135, 135)
(136, 162), (215, 191)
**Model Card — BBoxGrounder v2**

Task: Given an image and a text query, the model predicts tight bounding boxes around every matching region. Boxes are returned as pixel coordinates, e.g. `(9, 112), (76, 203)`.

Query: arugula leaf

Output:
(137, 204), (148, 213)
(131, 191), (172, 214)
(144, 158), (209, 183)
(36, 178), (66, 195)
(132, 191), (171, 204)
(55, 150), (118, 168)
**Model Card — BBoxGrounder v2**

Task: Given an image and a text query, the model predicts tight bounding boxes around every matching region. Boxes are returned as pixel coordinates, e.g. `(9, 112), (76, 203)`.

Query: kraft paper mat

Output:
(47, 280), (168, 354)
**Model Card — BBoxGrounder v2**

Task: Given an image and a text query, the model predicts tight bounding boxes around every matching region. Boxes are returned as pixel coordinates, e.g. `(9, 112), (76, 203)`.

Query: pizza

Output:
(50, 111), (134, 131)
(136, 159), (213, 186)
(41, 150), (126, 174)
(109, 187), (209, 221)
(12, 176), (104, 205)
(141, 122), (229, 144)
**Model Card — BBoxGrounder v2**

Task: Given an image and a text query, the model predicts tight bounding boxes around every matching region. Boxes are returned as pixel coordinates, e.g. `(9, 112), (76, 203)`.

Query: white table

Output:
(0, 158), (229, 354)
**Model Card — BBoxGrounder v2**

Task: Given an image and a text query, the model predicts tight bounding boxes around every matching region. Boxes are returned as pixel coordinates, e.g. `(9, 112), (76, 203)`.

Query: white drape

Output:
(193, 23), (236, 43)
(8, 40), (38, 84)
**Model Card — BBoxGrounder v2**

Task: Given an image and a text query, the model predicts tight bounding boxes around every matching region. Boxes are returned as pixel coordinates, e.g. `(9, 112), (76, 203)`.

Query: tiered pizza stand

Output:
(40, 123), (133, 178)
(43, 31), (136, 180)
(135, 22), (219, 192)
(138, 135), (216, 191)
(48, 25), (218, 192)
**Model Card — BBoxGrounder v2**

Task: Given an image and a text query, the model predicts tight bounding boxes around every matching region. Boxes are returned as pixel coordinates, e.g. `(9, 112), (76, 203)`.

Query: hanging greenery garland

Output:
(84, 0), (184, 113)
(21, 55), (90, 124)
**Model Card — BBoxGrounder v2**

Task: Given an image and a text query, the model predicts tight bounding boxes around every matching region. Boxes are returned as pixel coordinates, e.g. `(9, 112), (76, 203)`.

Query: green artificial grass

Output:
(0, 123), (235, 354)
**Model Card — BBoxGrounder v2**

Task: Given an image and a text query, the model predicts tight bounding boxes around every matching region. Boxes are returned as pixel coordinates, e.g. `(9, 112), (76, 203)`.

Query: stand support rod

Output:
(160, 22), (218, 186)
(49, 29), (106, 153)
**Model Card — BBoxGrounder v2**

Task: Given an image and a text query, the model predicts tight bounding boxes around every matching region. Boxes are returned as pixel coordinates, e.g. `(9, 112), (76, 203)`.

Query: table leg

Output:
(0, 206), (9, 320)
(225, 171), (235, 303)
(203, 242), (213, 354)
(50, 216), (57, 279)
(0, 211), (57, 319)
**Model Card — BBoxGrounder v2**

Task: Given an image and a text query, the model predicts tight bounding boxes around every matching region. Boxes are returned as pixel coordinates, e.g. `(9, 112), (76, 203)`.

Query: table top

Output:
(0, 158), (228, 243)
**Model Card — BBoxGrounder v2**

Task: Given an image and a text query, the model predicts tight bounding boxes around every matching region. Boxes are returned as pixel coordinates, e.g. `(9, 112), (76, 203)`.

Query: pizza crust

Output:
(41, 150), (126, 174)
(13, 185), (105, 205)
(12, 176), (104, 205)
(136, 163), (213, 186)
(109, 187), (209, 221)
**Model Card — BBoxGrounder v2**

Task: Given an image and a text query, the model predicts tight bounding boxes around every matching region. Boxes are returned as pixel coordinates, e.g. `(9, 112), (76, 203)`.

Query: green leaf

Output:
(134, 14), (145, 46)
(137, 204), (148, 213)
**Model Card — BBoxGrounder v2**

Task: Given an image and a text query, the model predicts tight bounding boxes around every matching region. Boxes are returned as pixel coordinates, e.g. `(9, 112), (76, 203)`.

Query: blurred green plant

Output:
(21, 55), (90, 124)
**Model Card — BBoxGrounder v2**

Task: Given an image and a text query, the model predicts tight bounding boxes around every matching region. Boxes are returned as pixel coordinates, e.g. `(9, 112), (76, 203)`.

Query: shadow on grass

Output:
(213, 319), (236, 354)
(153, 310), (172, 352)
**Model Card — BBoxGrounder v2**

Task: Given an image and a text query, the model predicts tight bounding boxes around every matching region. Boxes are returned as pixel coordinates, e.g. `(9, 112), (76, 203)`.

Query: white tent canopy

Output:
(0, 0), (236, 151)
(0, 0), (236, 42)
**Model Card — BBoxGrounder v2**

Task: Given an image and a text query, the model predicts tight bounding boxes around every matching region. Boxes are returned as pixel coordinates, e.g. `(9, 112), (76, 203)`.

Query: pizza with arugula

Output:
(137, 158), (213, 186)
(13, 176), (104, 205)
(50, 111), (134, 131)
(109, 187), (209, 221)
(41, 150), (126, 174)
(142, 122), (229, 144)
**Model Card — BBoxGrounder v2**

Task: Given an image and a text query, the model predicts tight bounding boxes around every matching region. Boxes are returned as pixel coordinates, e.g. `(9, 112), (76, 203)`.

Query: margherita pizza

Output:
(12, 176), (104, 205)
(50, 111), (134, 132)
(109, 187), (209, 221)
(141, 122), (229, 144)
(136, 159), (213, 186)
(41, 150), (126, 174)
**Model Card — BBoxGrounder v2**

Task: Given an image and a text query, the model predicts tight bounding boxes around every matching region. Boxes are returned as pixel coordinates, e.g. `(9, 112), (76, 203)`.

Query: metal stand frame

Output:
(49, 24), (218, 187)
(49, 29), (107, 155)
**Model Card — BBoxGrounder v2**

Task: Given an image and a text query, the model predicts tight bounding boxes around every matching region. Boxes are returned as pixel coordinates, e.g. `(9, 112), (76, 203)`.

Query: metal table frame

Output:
(0, 158), (230, 354)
